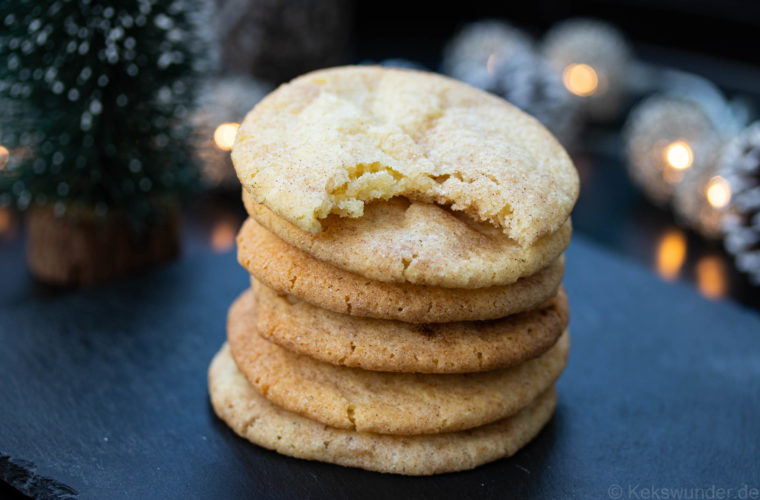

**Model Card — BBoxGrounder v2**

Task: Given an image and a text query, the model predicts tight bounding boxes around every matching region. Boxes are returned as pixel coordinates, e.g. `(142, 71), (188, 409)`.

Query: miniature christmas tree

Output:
(0, 0), (212, 285)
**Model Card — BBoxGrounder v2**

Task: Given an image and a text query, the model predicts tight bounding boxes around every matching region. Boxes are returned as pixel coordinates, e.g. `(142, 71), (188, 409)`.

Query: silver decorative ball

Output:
(191, 76), (272, 189)
(542, 18), (631, 121)
(442, 20), (578, 147)
(672, 159), (724, 239)
(489, 49), (579, 147)
(442, 19), (534, 92)
(624, 96), (721, 206)
(658, 71), (747, 139)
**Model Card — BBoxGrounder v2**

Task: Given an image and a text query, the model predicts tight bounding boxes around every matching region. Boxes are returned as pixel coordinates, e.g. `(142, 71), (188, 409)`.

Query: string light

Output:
(0, 145), (9, 170)
(213, 122), (239, 151)
(696, 255), (727, 300)
(706, 176), (731, 209)
(210, 219), (237, 252)
(562, 63), (598, 97)
(656, 228), (687, 281)
(664, 141), (693, 170)
(543, 18), (630, 120)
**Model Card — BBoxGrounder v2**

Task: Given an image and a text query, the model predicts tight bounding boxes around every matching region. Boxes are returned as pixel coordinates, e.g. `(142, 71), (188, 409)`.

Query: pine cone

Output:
(719, 122), (760, 284)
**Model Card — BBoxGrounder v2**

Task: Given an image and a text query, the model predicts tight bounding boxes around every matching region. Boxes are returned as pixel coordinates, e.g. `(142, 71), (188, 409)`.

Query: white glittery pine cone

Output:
(191, 76), (272, 189)
(718, 122), (760, 284)
(542, 18), (631, 121)
(624, 96), (721, 206)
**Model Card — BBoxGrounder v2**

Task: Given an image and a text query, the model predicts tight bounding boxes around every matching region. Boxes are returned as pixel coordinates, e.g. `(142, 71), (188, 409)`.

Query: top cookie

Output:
(233, 66), (579, 247)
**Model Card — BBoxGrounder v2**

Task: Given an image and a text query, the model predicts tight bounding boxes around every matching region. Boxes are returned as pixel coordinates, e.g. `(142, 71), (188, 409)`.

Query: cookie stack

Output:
(208, 67), (579, 475)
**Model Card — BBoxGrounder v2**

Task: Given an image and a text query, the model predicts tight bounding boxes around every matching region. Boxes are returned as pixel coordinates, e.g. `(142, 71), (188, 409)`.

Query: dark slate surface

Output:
(1, 235), (759, 500)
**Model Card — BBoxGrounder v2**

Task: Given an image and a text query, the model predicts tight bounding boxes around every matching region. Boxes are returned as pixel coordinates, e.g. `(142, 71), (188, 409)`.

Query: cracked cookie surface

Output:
(237, 217), (565, 323)
(209, 343), (557, 475)
(232, 66), (579, 247)
(244, 191), (571, 288)
(246, 283), (569, 373)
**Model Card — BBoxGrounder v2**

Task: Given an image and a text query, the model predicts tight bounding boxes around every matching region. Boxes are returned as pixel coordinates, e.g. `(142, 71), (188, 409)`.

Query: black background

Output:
(353, 0), (760, 67)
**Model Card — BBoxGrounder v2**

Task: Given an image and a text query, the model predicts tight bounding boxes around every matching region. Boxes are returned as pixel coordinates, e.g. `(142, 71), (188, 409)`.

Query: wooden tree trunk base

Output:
(26, 206), (180, 287)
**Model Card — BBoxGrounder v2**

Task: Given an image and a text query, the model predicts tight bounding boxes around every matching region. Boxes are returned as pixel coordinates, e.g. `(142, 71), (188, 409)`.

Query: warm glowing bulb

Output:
(664, 141), (693, 170)
(706, 176), (731, 209)
(562, 63), (598, 97)
(213, 122), (239, 151)
(696, 255), (727, 300)
(0, 145), (8, 170)
(656, 228), (687, 281)
(210, 220), (237, 253)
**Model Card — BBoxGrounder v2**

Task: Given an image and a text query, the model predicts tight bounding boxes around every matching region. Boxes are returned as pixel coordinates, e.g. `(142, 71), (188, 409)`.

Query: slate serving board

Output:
(1, 235), (759, 499)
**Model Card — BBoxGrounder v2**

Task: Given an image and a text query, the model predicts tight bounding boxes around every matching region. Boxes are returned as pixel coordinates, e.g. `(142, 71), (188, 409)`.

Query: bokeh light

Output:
(706, 176), (731, 209)
(562, 63), (599, 97)
(0, 145), (9, 170)
(213, 123), (240, 151)
(664, 141), (693, 170)
(656, 228), (687, 281)
(210, 220), (237, 253)
(696, 255), (728, 300)
(0, 207), (11, 236)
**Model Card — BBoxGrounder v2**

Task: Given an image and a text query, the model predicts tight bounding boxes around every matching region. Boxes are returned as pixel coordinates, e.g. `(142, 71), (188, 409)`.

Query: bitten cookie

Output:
(209, 344), (557, 476)
(232, 66), (578, 247)
(246, 282), (569, 373)
(227, 312), (569, 435)
(237, 217), (565, 323)
(244, 191), (571, 289)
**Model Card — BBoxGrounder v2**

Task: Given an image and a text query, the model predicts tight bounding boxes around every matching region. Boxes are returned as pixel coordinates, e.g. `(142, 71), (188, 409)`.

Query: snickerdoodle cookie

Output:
(232, 66), (578, 248)
(244, 283), (568, 373)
